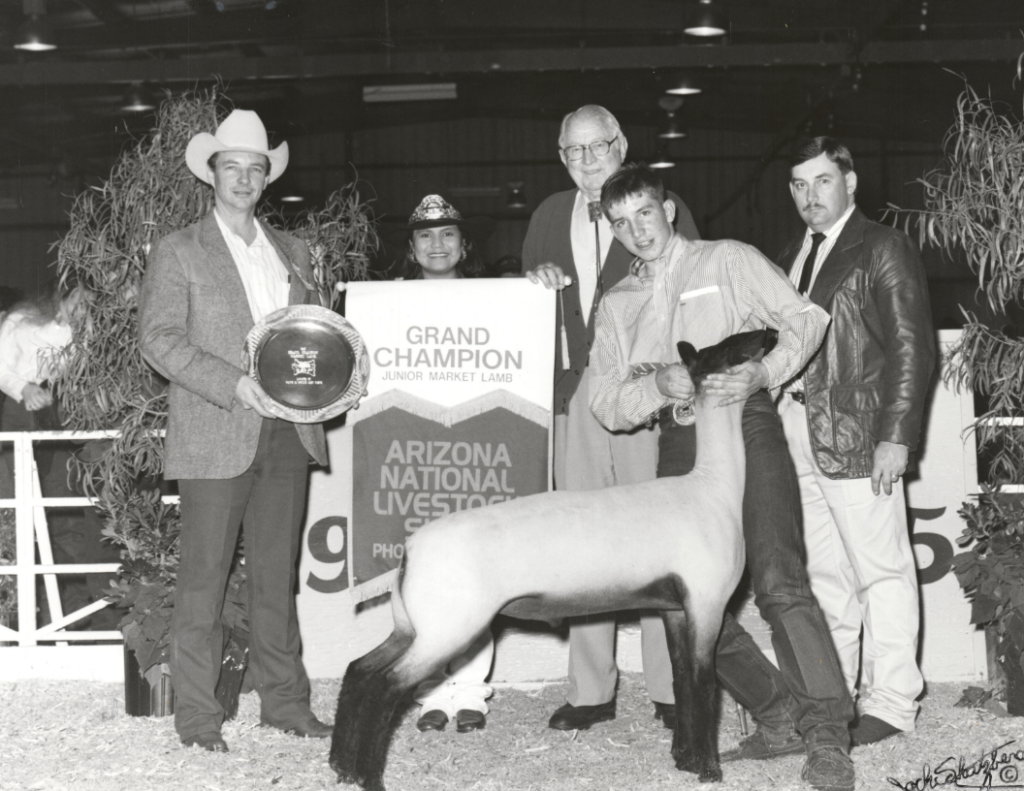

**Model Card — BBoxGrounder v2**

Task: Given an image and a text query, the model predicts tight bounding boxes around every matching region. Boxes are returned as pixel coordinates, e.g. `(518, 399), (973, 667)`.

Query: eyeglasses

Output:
(561, 136), (619, 162)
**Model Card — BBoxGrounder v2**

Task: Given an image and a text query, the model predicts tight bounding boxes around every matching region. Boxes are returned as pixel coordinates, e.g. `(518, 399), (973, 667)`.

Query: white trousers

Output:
(553, 369), (674, 706)
(779, 396), (923, 731)
(414, 630), (494, 718)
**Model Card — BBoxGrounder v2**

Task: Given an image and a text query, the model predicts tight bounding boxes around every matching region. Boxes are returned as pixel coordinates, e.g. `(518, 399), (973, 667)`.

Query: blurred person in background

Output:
(489, 255), (523, 278)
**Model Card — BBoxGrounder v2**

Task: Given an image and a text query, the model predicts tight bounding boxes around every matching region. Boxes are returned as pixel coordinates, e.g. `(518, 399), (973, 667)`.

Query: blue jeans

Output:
(657, 390), (852, 748)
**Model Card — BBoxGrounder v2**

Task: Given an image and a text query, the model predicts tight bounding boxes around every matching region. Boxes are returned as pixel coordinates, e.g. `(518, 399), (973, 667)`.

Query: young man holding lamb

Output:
(588, 163), (857, 791)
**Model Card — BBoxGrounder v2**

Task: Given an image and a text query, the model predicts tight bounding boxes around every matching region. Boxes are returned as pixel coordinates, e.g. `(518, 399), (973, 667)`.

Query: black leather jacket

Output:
(778, 209), (936, 479)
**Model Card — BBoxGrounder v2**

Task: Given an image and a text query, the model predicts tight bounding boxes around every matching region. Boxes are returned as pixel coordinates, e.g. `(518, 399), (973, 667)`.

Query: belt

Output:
(657, 401), (696, 427)
(788, 391), (806, 405)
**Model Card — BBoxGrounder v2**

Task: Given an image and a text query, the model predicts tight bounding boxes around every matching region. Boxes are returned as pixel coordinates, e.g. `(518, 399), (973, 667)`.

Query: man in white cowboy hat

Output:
(138, 109), (330, 752)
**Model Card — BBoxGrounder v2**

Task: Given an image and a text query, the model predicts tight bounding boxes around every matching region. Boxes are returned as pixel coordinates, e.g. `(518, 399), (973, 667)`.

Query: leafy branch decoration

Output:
(895, 56), (1024, 485)
(893, 53), (1024, 708)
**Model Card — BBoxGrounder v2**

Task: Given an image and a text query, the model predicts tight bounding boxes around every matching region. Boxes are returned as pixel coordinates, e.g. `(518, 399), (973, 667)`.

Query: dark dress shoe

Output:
(850, 714), (903, 746)
(455, 709), (486, 733)
(416, 710), (449, 732)
(547, 700), (616, 731)
(653, 702), (677, 730)
(262, 717), (332, 738)
(182, 731), (229, 752)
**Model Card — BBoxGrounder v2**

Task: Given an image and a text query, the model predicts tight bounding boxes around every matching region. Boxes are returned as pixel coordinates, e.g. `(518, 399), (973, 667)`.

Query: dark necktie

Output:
(587, 201), (604, 300)
(797, 232), (826, 296)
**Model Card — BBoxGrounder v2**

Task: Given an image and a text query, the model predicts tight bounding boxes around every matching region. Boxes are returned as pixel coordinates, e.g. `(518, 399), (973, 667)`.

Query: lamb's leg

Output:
(330, 629), (414, 787)
(661, 608), (723, 783)
(350, 640), (459, 791)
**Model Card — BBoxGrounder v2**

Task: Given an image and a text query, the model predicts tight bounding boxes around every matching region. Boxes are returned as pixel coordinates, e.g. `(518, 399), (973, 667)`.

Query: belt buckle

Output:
(672, 401), (696, 426)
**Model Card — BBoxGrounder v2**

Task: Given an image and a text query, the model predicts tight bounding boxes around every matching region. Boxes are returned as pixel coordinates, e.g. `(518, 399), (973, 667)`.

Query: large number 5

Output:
(305, 516), (348, 593)
(909, 507), (953, 586)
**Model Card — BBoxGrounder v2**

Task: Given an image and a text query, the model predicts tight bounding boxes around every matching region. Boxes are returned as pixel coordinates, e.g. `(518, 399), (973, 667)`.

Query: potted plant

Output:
(951, 487), (1024, 714)
(899, 56), (1024, 714)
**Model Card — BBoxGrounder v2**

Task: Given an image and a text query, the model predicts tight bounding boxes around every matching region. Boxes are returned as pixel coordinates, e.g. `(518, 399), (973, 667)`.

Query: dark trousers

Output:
(657, 390), (853, 748)
(171, 418), (314, 740)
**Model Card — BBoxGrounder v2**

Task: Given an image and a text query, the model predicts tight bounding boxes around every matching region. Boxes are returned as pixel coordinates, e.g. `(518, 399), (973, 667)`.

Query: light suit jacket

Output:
(138, 211), (328, 480)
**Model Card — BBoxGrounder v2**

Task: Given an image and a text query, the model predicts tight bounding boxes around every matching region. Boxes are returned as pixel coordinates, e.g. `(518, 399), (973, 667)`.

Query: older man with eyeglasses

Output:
(522, 105), (700, 732)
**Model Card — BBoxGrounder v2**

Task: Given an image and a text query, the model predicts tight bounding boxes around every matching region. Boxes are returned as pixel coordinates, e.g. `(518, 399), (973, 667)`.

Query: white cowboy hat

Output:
(185, 109), (289, 185)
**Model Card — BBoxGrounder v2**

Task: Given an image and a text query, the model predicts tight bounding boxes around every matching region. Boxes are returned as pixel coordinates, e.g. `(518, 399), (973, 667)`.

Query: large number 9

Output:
(305, 516), (348, 593)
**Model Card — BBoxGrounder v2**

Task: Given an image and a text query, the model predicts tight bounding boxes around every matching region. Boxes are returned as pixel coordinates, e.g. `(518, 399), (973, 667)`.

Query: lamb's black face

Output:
(678, 329), (774, 393)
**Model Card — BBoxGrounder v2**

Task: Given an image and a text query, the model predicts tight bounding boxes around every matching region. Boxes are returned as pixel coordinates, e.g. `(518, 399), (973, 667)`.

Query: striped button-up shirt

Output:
(589, 233), (830, 431)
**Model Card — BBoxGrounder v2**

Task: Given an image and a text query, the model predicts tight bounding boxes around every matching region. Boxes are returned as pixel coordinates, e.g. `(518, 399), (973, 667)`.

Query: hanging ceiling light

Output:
(650, 152), (675, 170)
(658, 96), (687, 140)
(277, 182), (305, 203)
(666, 75), (702, 96)
(506, 182), (527, 210)
(659, 113), (688, 140)
(121, 84), (156, 113)
(14, 0), (56, 52)
(684, 0), (729, 38)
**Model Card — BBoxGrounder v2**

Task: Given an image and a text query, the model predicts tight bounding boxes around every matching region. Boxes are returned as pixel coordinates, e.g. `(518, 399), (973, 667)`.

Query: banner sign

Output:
(343, 279), (555, 596)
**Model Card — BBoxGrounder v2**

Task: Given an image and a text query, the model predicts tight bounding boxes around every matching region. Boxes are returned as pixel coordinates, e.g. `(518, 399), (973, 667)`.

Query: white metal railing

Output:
(0, 430), (177, 648)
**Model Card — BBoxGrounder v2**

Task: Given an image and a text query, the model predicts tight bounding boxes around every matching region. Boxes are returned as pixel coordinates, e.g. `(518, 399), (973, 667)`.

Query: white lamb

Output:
(329, 329), (769, 791)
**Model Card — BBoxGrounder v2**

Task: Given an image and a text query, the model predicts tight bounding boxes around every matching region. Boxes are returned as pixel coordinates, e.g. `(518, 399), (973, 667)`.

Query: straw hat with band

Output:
(185, 109), (289, 185)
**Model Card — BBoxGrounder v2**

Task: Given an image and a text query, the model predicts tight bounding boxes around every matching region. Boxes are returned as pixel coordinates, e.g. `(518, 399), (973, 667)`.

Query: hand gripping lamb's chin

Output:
(329, 330), (772, 791)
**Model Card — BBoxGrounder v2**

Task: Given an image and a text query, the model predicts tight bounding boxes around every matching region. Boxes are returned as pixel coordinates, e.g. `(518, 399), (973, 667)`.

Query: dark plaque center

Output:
(254, 319), (355, 409)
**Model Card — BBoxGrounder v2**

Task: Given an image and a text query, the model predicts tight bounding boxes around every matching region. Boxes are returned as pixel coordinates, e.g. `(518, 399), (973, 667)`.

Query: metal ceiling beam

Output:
(1, 38), (1023, 86)
(75, 0), (131, 26)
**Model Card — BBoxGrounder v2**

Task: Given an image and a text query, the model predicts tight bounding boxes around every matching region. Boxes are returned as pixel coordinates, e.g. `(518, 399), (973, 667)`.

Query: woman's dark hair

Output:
(401, 227), (487, 280)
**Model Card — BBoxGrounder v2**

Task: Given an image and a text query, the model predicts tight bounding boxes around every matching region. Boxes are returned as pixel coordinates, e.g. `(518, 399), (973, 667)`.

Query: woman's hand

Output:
(22, 383), (53, 412)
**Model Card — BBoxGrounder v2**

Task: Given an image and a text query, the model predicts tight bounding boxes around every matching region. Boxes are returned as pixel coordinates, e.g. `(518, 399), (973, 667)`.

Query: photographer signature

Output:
(888, 742), (1024, 789)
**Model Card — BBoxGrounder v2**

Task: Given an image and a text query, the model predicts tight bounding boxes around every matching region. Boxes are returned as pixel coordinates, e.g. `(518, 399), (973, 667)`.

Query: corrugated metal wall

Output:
(0, 118), (965, 304)
(0, 172), (76, 300)
(290, 119), (951, 274)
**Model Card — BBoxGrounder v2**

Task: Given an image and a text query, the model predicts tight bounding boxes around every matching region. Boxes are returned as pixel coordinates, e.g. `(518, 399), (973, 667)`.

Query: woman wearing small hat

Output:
(390, 195), (497, 734)
(393, 194), (494, 281)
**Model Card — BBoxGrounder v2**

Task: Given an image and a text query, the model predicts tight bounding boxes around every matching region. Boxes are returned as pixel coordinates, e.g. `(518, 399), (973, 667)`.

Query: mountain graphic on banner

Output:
(349, 390), (549, 600)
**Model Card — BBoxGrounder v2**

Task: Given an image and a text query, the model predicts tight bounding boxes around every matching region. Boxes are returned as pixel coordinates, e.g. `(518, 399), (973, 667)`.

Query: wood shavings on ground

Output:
(0, 674), (1020, 791)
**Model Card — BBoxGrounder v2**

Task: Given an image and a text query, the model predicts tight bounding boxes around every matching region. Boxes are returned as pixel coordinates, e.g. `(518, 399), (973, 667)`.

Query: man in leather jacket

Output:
(777, 136), (936, 747)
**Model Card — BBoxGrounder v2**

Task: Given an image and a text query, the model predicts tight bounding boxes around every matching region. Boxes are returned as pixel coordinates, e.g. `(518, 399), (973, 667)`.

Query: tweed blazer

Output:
(777, 208), (936, 478)
(521, 188), (700, 415)
(138, 211), (328, 480)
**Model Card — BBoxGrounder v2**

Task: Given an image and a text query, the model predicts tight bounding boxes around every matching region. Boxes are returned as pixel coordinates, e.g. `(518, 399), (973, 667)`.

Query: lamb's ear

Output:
(677, 341), (699, 368)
